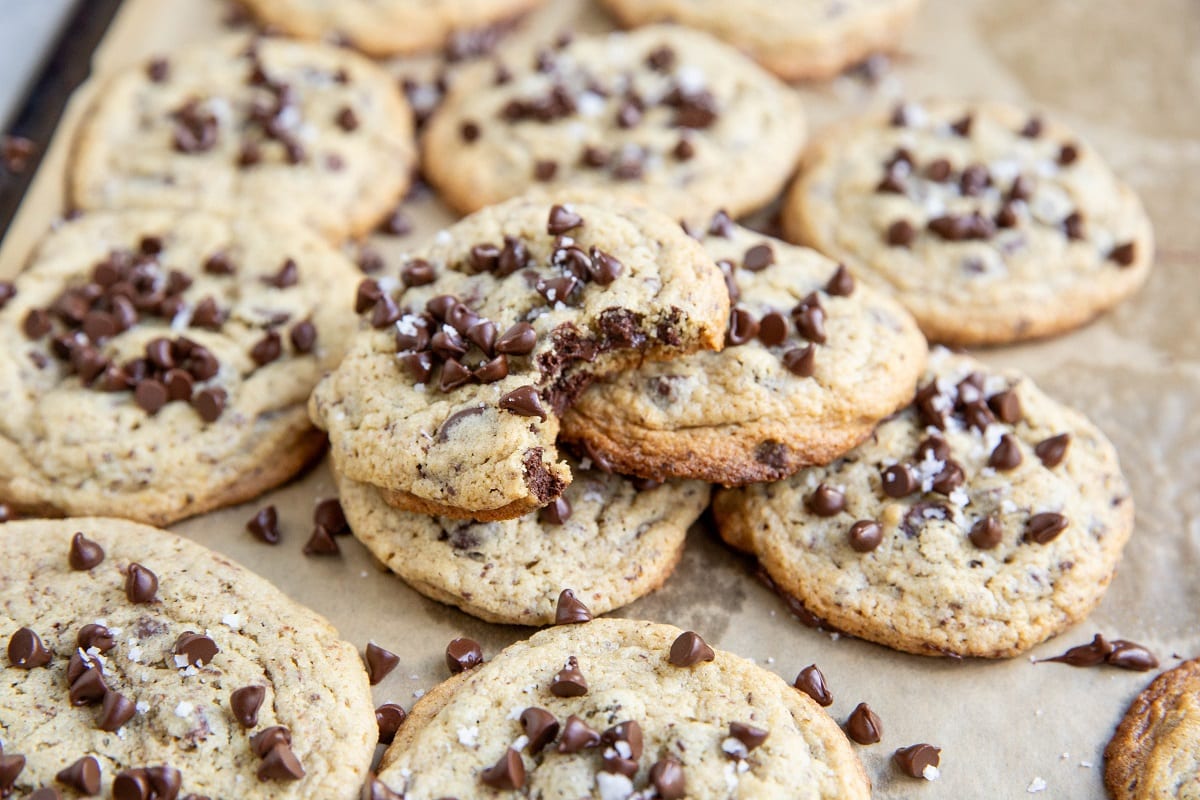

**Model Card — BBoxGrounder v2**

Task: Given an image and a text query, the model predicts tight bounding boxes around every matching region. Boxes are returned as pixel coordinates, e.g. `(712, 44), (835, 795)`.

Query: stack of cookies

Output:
(0, 0), (1175, 798)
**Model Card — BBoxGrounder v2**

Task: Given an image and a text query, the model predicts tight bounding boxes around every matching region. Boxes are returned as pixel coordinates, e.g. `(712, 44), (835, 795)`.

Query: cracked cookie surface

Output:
(71, 35), (414, 242)
(0, 518), (375, 799)
(0, 210), (359, 525)
(714, 348), (1134, 658)
(599, 0), (923, 81)
(309, 194), (728, 521)
(422, 25), (806, 219)
(561, 220), (927, 485)
(784, 100), (1153, 345)
(375, 618), (870, 799)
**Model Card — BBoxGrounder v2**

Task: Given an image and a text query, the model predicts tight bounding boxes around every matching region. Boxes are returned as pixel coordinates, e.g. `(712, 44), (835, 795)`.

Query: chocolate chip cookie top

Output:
(1105, 657), (1200, 800)
(240, 0), (547, 57)
(784, 100), (1154, 345)
(70, 35), (415, 242)
(0, 210), (359, 525)
(714, 348), (1134, 658)
(309, 194), (729, 521)
(0, 518), (375, 799)
(374, 619), (870, 798)
(561, 217), (928, 485)
(337, 460), (710, 625)
(599, 0), (923, 81)
(422, 25), (806, 218)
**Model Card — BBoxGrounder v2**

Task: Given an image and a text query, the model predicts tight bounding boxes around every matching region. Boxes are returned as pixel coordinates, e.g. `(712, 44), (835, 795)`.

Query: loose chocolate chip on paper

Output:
(303, 525), (340, 556)
(845, 703), (883, 744)
(375, 703), (407, 744)
(795, 663), (833, 706)
(894, 743), (941, 778)
(365, 642), (400, 685)
(445, 637), (483, 674)
(247, 505), (281, 544)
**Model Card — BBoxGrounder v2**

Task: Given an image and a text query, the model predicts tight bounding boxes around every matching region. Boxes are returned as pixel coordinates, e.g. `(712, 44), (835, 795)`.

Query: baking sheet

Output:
(1, 0), (1198, 796)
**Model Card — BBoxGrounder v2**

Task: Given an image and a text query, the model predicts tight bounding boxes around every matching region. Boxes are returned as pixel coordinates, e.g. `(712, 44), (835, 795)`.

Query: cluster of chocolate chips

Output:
(245, 498), (350, 556)
(883, 106), (1138, 266)
(709, 216), (854, 379)
(462, 42), (718, 183)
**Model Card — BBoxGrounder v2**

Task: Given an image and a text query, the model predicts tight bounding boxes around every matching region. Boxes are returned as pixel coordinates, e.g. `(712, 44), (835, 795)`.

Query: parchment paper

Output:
(1, 1), (1197, 796)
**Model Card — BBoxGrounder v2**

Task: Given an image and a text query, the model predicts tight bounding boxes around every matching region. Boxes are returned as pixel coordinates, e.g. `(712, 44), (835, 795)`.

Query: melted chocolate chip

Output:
(8, 627), (51, 669)
(1107, 641), (1159, 671)
(365, 642), (400, 685)
(555, 588), (592, 624)
(375, 703), (407, 744)
(668, 631), (715, 667)
(445, 637), (483, 674)
(247, 505), (280, 544)
(173, 631), (219, 666)
(894, 744), (940, 778)
(69, 531), (105, 570)
(795, 664), (833, 706)
(125, 563), (158, 603)
(231, 685), (266, 728)
(845, 703), (883, 744)
(520, 707), (559, 754)
(806, 483), (845, 516)
(848, 520), (884, 553)
(550, 655), (588, 697)
(1025, 512), (1068, 544)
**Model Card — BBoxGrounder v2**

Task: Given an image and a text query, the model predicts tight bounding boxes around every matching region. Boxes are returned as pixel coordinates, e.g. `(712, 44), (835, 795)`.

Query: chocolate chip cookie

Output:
(422, 25), (806, 219)
(0, 210), (359, 525)
(71, 35), (414, 242)
(338, 460), (709, 625)
(0, 518), (375, 799)
(1105, 656), (1200, 799)
(560, 216), (927, 485)
(714, 348), (1134, 658)
(372, 619), (870, 798)
(240, 0), (546, 57)
(783, 100), (1154, 345)
(599, 0), (923, 81)
(309, 194), (729, 521)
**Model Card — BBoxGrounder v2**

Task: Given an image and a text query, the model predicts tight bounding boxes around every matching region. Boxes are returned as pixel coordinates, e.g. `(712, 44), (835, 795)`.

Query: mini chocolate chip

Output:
(729, 722), (769, 751)
(1008, 174), (1035, 202)
(1107, 640), (1159, 671)
(602, 720), (643, 761)
(125, 563), (158, 603)
(995, 203), (1019, 229)
(355, 279), (382, 313)
(365, 642), (400, 685)
(924, 158), (952, 182)
(536, 275), (579, 305)
(0, 282), (15, 312)
(533, 160), (558, 181)
(988, 434), (1023, 470)
(438, 358), (472, 392)
(950, 114), (973, 136)
(376, 703), (407, 744)
(445, 637), (483, 674)
(289, 320), (317, 353)
(580, 145), (609, 168)
(430, 326), (466, 359)
(646, 45), (676, 71)
(987, 390), (1022, 423)
(743, 244), (774, 271)
(499, 385), (546, 420)
(303, 525), (340, 556)
(550, 655), (588, 697)
(538, 496), (571, 525)
(98, 690), (137, 731)
(588, 248), (623, 284)
(825, 264), (855, 296)
(725, 308), (759, 346)
(876, 167), (906, 194)
(885, 219), (916, 247)
(250, 726), (292, 758)
(400, 259), (436, 287)
(1063, 211), (1085, 240)
(77, 623), (115, 652)
(1020, 116), (1043, 138)
(8, 627), (51, 668)
(894, 744), (941, 778)
(247, 505), (280, 544)
(1109, 241), (1136, 267)
(969, 516), (1003, 549)
(668, 631), (714, 667)
(673, 137), (695, 160)
(555, 588), (592, 624)
(371, 294), (401, 328)
(881, 463), (917, 498)
(1025, 512), (1068, 543)
(174, 631), (219, 666)
(557, 715), (600, 753)
(250, 331), (283, 365)
(1035, 433), (1070, 467)
(616, 102), (642, 128)
(782, 345), (816, 377)
(265, 258), (299, 289)
(845, 702), (883, 744)
(793, 293), (826, 343)
(495, 322), (536, 355)
(400, 351), (434, 383)
(314, 498), (349, 535)
(1058, 143), (1079, 165)
(147, 57), (170, 82)
(189, 297), (224, 331)
(69, 531), (105, 570)
(68, 663), (108, 706)
(473, 355), (509, 384)
(848, 520), (884, 553)
(56, 756), (101, 795)
(649, 757), (686, 799)
(707, 210), (734, 237)
(163, 369), (194, 402)
(192, 387), (227, 422)
(931, 460), (965, 495)
(479, 749), (524, 790)
(380, 208), (411, 237)
(0, 756), (26, 797)
(806, 483), (845, 516)
(795, 664), (833, 706)
(757, 312), (788, 347)
(112, 769), (151, 800)
(231, 685), (266, 728)
(258, 743), (306, 781)
(520, 707), (559, 754)
(547, 204), (584, 235)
